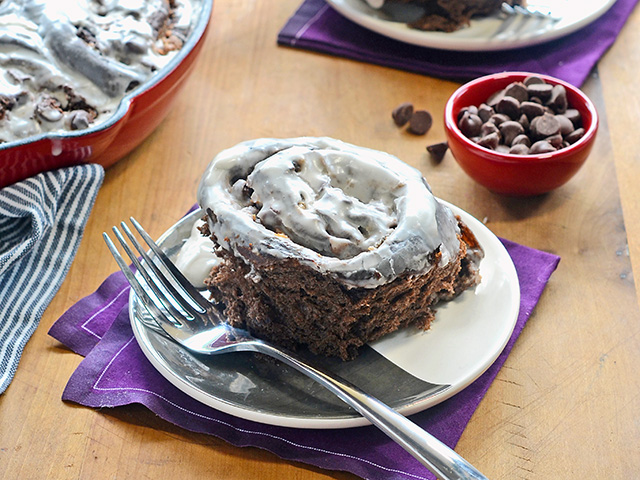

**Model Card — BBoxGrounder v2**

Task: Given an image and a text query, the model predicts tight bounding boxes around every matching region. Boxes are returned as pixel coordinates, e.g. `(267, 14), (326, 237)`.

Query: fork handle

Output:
(251, 342), (489, 480)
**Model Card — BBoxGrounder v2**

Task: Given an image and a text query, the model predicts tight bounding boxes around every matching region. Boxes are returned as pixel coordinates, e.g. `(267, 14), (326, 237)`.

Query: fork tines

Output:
(494, 2), (560, 39)
(501, 2), (559, 20)
(103, 218), (208, 330)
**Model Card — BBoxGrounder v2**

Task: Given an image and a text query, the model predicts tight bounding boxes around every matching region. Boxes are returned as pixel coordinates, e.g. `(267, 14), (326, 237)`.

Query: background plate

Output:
(131, 203), (520, 429)
(326, 0), (616, 51)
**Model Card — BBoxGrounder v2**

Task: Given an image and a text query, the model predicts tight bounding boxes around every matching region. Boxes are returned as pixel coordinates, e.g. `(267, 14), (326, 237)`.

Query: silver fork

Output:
(104, 217), (490, 480)
(492, 2), (561, 39)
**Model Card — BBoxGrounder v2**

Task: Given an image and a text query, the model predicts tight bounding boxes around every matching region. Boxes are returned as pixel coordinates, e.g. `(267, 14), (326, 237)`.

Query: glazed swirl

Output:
(197, 137), (462, 288)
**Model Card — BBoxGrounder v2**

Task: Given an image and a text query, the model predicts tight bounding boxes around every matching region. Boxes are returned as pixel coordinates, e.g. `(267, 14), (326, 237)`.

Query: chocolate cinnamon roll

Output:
(198, 137), (483, 360)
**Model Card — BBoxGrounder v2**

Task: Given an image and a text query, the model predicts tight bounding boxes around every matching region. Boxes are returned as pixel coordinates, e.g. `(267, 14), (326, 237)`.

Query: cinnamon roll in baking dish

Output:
(0, 0), (194, 143)
(197, 137), (483, 360)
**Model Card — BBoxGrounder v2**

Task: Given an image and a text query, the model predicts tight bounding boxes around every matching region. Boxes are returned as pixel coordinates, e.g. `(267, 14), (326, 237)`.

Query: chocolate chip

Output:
(488, 113), (510, 126)
(392, 102), (414, 127)
(457, 105), (478, 123)
(547, 133), (564, 149)
(527, 83), (553, 101)
(520, 101), (545, 120)
(518, 113), (530, 131)
(69, 110), (91, 130)
(480, 122), (500, 137)
(292, 159), (304, 173)
(76, 26), (97, 46)
(530, 140), (556, 154)
(564, 108), (582, 127)
(504, 82), (528, 103)
(125, 38), (147, 54)
(555, 114), (575, 135)
(426, 141), (449, 162)
(477, 103), (494, 123)
(478, 132), (500, 150)
(496, 96), (520, 119)
(531, 113), (560, 139)
(565, 127), (585, 144)
(509, 144), (530, 155)
(148, 10), (169, 32)
(408, 109), (433, 135)
(0, 94), (15, 114)
(458, 111), (483, 137)
(35, 97), (63, 122)
(547, 85), (568, 113)
(511, 134), (531, 147)
(243, 190), (256, 206)
(499, 120), (525, 146)
(523, 75), (545, 86)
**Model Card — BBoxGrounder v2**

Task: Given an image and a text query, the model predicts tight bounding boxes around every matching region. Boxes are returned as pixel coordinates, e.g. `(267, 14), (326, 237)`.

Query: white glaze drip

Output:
(174, 219), (221, 288)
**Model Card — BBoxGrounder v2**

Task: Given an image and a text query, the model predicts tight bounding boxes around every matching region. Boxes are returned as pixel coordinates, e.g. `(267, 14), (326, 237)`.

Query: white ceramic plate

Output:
(130, 203), (520, 428)
(325, 0), (616, 51)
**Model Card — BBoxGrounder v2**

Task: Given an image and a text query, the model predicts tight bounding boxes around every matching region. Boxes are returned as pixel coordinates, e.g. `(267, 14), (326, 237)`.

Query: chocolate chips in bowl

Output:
(457, 76), (585, 156)
(444, 72), (599, 196)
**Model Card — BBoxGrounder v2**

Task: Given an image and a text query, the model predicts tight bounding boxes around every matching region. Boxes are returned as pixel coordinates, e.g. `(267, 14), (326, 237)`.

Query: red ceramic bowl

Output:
(0, 0), (214, 189)
(444, 72), (598, 196)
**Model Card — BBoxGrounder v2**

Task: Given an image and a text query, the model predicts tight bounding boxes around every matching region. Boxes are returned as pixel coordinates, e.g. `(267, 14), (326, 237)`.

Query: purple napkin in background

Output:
(278, 0), (639, 87)
(49, 235), (559, 480)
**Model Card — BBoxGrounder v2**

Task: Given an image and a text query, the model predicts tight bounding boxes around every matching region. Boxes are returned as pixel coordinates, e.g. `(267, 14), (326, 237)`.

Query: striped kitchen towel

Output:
(0, 164), (104, 394)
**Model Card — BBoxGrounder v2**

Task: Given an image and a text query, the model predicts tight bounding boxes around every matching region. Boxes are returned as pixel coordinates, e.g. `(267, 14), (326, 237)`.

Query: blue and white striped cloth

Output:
(0, 164), (104, 394)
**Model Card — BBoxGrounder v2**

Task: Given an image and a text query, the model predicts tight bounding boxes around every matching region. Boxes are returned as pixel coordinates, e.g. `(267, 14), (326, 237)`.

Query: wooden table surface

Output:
(2, 1), (640, 479)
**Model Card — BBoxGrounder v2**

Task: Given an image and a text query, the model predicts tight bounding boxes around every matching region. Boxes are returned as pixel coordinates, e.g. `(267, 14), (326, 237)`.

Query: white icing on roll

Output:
(197, 137), (462, 289)
(0, 0), (196, 143)
(175, 219), (221, 288)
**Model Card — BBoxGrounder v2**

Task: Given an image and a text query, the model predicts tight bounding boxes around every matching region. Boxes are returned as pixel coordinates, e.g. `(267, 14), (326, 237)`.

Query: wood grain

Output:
(1, 1), (639, 479)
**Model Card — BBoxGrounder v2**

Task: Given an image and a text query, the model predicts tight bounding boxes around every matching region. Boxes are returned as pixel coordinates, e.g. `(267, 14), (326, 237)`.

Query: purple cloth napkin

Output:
(278, 0), (639, 86)
(49, 237), (559, 480)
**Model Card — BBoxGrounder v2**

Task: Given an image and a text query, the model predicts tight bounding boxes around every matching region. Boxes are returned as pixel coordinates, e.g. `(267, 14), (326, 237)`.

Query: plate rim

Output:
(130, 202), (520, 429)
(325, 0), (616, 51)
